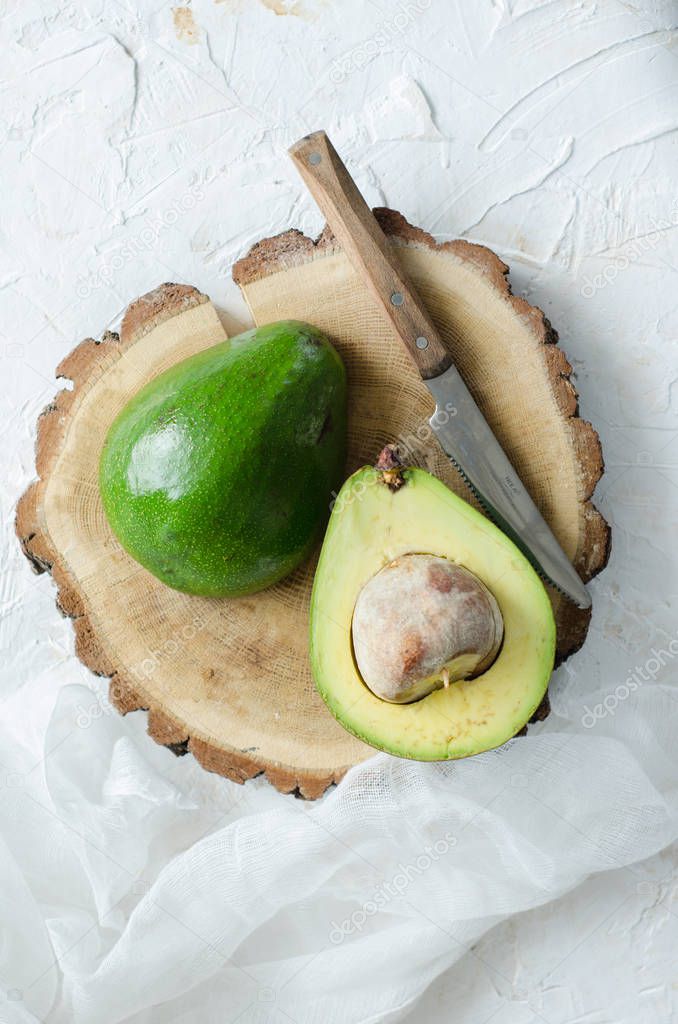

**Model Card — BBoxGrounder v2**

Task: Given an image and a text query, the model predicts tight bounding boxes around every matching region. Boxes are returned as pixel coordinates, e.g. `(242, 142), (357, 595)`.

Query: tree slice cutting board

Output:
(16, 209), (610, 799)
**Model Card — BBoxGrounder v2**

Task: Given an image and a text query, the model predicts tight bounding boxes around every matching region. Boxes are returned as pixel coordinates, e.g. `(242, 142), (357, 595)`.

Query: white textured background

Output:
(2, 1), (678, 1022)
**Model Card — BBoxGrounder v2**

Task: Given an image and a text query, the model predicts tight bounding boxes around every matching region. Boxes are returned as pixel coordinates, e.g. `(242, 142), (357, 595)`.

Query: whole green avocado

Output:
(99, 320), (347, 597)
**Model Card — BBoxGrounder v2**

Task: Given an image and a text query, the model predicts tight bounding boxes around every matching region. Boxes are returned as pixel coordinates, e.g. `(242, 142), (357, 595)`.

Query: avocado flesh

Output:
(310, 466), (556, 760)
(100, 320), (346, 597)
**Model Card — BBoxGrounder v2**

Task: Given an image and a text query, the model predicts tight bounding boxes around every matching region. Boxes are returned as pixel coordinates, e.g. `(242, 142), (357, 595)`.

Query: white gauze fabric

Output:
(0, 659), (676, 1022)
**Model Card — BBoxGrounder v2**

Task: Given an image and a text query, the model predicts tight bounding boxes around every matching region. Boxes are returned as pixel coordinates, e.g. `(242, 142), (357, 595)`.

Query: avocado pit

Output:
(351, 554), (504, 703)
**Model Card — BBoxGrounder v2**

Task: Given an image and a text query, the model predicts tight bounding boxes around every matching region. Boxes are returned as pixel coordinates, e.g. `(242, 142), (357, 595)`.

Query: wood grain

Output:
(16, 211), (610, 798)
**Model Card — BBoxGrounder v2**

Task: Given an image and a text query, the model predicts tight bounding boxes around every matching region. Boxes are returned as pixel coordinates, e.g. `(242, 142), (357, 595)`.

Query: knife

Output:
(288, 131), (590, 610)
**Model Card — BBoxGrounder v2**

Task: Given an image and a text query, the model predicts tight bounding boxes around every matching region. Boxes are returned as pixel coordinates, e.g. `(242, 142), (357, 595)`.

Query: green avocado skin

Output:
(99, 320), (347, 597)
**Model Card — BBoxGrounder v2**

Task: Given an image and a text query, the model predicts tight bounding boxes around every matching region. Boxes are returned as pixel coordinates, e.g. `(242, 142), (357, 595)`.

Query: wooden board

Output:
(16, 211), (610, 799)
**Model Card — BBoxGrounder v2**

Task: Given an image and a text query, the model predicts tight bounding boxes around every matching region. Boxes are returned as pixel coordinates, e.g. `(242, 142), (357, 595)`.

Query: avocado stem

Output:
(375, 444), (405, 492)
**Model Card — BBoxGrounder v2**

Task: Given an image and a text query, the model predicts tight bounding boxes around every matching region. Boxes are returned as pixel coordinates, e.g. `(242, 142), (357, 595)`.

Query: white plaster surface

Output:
(2, 1), (678, 1022)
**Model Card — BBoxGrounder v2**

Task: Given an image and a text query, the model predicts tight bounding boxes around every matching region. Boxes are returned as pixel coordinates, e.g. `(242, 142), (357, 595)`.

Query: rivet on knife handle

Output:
(288, 131), (452, 380)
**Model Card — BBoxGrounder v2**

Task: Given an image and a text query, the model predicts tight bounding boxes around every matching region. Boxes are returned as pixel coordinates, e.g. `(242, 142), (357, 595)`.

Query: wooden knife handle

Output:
(288, 131), (452, 380)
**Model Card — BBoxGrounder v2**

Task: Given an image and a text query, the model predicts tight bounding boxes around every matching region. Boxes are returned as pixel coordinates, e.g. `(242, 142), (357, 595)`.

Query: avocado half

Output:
(309, 462), (556, 761)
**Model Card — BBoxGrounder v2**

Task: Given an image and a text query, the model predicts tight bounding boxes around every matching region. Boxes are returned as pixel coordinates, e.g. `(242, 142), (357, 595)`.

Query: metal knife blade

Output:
(427, 364), (591, 608)
(289, 131), (590, 609)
